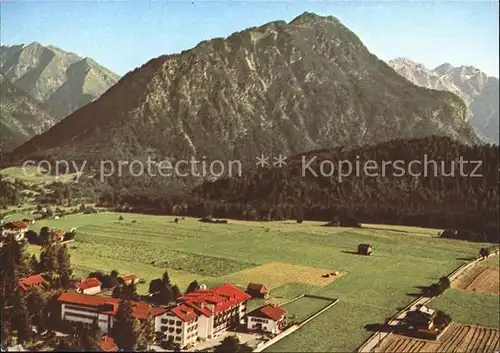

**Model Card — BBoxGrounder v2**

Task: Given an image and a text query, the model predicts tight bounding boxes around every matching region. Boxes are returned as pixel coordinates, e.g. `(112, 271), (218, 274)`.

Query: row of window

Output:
(164, 335), (182, 342)
(161, 319), (182, 326)
(160, 327), (183, 334)
(251, 318), (269, 323)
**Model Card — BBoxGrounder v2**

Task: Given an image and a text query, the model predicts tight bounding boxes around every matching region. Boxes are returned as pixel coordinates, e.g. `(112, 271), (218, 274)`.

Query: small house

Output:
(118, 274), (139, 285)
(18, 274), (47, 292)
(246, 304), (287, 334)
(404, 305), (437, 330)
(358, 243), (372, 256)
(51, 230), (66, 242)
(1, 221), (28, 242)
(246, 283), (270, 299)
(76, 277), (102, 295)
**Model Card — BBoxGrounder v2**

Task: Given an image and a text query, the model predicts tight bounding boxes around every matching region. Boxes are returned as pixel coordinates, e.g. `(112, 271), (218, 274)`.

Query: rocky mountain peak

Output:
(389, 59), (499, 144)
(0, 42), (120, 118)
(10, 13), (478, 171)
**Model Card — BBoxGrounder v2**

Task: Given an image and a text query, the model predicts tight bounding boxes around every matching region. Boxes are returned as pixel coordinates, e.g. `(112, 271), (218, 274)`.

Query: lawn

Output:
(21, 212), (495, 352)
(282, 296), (335, 322)
(430, 288), (500, 328)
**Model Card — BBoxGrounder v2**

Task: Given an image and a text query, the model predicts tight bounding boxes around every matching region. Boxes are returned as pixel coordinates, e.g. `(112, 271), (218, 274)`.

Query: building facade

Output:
(1, 221), (28, 242)
(246, 304), (287, 334)
(76, 277), (102, 295)
(156, 284), (251, 347)
(58, 292), (168, 333)
(58, 283), (251, 349)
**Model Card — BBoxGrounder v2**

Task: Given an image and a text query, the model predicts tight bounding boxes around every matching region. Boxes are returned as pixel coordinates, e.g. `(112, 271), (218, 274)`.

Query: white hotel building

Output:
(58, 283), (251, 348)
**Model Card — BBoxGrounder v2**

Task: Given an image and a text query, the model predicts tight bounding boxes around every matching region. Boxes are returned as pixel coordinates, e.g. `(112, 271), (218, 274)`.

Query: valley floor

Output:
(21, 211), (498, 352)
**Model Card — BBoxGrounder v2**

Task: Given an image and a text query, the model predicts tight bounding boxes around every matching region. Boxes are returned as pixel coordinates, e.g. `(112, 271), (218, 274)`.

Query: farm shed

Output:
(118, 274), (139, 285)
(246, 283), (270, 299)
(358, 243), (372, 255)
(404, 305), (437, 330)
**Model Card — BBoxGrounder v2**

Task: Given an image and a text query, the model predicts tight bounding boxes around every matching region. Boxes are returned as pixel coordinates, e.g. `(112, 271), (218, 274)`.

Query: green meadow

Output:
(21, 211), (496, 352)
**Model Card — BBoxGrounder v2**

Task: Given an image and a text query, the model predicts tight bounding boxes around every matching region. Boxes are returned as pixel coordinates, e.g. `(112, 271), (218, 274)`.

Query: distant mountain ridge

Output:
(388, 57), (499, 144)
(0, 73), (57, 153)
(0, 42), (120, 118)
(9, 13), (479, 172)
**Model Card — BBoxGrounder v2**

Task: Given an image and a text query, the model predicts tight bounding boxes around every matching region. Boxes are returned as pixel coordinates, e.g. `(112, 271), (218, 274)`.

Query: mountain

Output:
(0, 42), (120, 118)
(389, 58), (499, 144)
(9, 13), (478, 169)
(0, 73), (57, 153)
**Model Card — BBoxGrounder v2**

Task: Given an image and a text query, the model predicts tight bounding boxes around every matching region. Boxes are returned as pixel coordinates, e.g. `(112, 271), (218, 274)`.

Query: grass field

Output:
(282, 296), (335, 322)
(21, 211), (496, 352)
(1, 166), (76, 184)
(430, 289), (500, 329)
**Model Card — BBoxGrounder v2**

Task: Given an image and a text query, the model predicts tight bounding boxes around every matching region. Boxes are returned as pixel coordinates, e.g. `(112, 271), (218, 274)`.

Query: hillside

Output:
(0, 42), (120, 118)
(0, 73), (57, 152)
(137, 136), (499, 241)
(389, 58), (499, 144)
(9, 12), (478, 168)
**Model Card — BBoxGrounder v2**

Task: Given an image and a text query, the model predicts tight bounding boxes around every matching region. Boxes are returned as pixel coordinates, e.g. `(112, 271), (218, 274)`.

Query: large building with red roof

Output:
(157, 283), (251, 347)
(58, 291), (169, 333)
(58, 283), (251, 349)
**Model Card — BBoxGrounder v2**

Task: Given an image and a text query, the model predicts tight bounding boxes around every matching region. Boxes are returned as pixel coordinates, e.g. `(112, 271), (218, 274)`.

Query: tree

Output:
(162, 271), (171, 286)
(25, 287), (47, 332)
(112, 285), (123, 299)
(186, 280), (200, 294)
(479, 247), (490, 259)
(57, 245), (72, 287)
(121, 282), (138, 301)
(113, 300), (140, 351)
(214, 335), (253, 353)
(159, 285), (174, 304)
(40, 243), (59, 280)
(137, 310), (155, 350)
(149, 278), (163, 294)
(171, 284), (182, 301)
(11, 288), (32, 345)
(434, 310), (451, 327)
(29, 254), (40, 274)
(39, 226), (51, 245)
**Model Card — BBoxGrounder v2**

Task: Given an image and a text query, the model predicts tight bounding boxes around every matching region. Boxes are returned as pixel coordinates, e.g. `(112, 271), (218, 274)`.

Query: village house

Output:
(18, 274), (47, 292)
(51, 230), (66, 242)
(358, 243), (373, 256)
(76, 277), (102, 295)
(118, 274), (139, 285)
(404, 305), (437, 330)
(58, 291), (169, 333)
(246, 283), (270, 299)
(245, 304), (287, 334)
(1, 221), (28, 242)
(58, 283), (251, 349)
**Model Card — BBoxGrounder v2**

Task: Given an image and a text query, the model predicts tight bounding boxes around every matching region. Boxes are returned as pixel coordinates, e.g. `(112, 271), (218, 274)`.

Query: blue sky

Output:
(1, 0), (498, 77)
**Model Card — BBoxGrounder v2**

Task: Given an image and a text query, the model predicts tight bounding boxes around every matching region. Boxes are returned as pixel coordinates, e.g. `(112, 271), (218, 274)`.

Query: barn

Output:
(358, 244), (372, 255)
